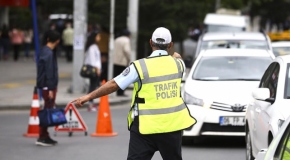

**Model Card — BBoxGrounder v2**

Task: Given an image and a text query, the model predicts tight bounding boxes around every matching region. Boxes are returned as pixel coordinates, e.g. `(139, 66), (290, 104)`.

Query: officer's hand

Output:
(172, 52), (182, 59)
(71, 95), (90, 107)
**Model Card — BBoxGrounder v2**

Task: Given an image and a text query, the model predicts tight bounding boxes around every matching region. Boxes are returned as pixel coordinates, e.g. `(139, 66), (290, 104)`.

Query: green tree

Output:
(249, 0), (290, 31)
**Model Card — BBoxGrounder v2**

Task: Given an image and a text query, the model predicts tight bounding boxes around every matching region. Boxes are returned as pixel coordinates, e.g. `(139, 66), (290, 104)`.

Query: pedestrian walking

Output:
(72, 27), (196, 160)
(36, 30), (60, 146)
(113, 29), (131, 96)
(83, 31), (102, 112)
(9, 26), (24, 61)
(23, 27), (33, 60)
(62, 22), (74, 62)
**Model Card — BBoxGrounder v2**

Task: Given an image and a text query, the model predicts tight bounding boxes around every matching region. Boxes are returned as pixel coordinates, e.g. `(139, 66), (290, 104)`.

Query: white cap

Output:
(151, 27), (172, 44)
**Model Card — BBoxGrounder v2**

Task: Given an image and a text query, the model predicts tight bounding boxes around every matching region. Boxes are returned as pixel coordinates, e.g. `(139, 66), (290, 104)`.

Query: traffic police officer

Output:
(73, 27), (196, 160)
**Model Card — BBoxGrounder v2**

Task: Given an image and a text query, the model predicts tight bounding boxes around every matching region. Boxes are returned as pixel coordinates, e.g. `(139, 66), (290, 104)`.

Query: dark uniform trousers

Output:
(127, 117), (183, 160)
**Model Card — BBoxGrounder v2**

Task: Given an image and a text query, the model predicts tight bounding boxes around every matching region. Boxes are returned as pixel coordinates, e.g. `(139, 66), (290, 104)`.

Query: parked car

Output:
(182, 48), (273, 144)
(272, 41), (290, 57)
(255, 116), (290, 160)
(245, 55), (290, 160)
(193, 32), (273, 61)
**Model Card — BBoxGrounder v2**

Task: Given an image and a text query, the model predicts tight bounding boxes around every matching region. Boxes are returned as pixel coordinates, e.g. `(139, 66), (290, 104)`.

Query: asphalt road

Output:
(0, 102), (246, 160)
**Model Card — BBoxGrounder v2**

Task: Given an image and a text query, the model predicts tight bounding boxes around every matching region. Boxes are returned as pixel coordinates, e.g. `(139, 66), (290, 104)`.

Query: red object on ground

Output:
(54, 103), (88, 134)
(23, 87), (40, 137)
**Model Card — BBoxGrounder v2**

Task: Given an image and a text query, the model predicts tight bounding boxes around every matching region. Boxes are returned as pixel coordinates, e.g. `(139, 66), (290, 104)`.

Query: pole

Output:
(31, 0), (43, 100)
(72, 0), (87, 93)
(31, 0), (40, 63)
(108, 0), (115, 81)
(215, 0), (221, 12)
(127, 0), (139, 62)
(0, 7), (9, 27)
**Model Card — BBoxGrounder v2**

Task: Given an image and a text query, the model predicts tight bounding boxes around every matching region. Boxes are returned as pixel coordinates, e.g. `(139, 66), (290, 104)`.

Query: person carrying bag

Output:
(36, 30), (61, 146)
(80, 30), (102, 112)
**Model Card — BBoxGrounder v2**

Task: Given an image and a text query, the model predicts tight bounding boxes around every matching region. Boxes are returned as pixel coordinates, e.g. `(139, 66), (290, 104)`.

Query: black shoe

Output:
(47, 137), (58, 144)
(35, 138), (56, 146)
(117, 94), (128, 97)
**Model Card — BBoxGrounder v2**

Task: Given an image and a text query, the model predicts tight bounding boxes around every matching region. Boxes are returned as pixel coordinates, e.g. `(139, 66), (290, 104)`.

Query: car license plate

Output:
(219, 116), (245, 126)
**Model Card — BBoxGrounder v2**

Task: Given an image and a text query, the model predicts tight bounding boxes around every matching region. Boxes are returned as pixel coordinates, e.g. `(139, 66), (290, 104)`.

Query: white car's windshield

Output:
(201, 40), (269, 50)
(207, 25), (244, 32)
(192, 56), (272, 81)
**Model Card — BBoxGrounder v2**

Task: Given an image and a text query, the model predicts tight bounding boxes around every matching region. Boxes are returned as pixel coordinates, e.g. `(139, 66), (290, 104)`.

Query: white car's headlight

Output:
(184, 92), (204, 106)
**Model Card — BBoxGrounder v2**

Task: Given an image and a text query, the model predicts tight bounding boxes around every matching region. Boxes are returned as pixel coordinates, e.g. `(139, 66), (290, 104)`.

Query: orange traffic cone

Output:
(23, 86), (40, 137)
(91, 80), (118, 137)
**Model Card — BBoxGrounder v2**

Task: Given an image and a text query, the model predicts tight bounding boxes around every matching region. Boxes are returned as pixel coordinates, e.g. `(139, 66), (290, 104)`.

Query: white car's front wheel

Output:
(246, 129), (254, 160)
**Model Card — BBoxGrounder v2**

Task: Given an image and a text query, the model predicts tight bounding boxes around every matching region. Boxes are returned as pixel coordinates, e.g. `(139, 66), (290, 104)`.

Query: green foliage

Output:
(249, 0), (289, 29)
(9, 7), (32, 28)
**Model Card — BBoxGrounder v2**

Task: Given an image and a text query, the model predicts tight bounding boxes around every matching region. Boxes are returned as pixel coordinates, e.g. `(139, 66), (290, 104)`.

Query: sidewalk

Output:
(0, 56), (132, 110)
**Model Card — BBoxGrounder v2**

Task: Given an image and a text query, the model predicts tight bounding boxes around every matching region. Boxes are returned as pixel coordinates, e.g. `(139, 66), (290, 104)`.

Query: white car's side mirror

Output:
(252, 88), (270, 100)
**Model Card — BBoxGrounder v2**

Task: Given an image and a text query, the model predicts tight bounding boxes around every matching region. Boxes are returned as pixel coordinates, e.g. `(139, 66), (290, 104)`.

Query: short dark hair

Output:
(47, 30), (60, 43)
(85, 30), (100, 52)
(152, 41), (170, 50)
(122, 29), (131, 36)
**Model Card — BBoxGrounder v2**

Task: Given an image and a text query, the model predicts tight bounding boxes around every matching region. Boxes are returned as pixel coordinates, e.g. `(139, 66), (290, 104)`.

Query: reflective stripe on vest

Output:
(128, 55), (196, 134)
(139, 58), (183, 84)
(138, 103), (186, 115)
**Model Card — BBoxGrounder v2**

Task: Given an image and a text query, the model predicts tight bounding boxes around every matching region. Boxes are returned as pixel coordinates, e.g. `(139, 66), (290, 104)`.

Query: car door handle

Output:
(255, 108), (261, 113)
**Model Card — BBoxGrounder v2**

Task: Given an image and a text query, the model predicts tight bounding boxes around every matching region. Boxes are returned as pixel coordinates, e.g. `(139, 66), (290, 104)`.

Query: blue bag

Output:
(38, 108), (67, 127)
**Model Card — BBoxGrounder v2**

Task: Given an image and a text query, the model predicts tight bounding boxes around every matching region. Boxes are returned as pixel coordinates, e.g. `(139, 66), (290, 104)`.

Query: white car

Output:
(194, 32), (273, 60)
(204, 13), (247, 32)
(272, 41), (290, 57)
(246, 55), (290, 160)
(182, 48), (274, 144)
(255, 116), (290, 160)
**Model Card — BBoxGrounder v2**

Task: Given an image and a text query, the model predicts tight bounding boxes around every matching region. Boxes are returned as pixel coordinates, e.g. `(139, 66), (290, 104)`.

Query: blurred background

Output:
(2, 0), (290, 59)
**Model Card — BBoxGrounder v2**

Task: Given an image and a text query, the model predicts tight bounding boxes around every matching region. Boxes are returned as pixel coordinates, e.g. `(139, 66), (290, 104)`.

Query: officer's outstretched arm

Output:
(72, 79), (120, 107)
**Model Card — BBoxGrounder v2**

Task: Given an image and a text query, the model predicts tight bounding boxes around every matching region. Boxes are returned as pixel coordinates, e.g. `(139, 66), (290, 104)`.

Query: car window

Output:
(284, 64), (290, 99)
(273, 123), (290, 160)
(267, 65), (280, 98)
(201, 40), (269, 50)
(273, 47), (290, 57)
(192, 56), (272, 80)
(259, 63), (277, 88)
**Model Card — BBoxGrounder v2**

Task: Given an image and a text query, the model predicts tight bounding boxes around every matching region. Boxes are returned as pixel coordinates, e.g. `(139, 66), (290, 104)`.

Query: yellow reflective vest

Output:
(128, 55), (196, 134)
